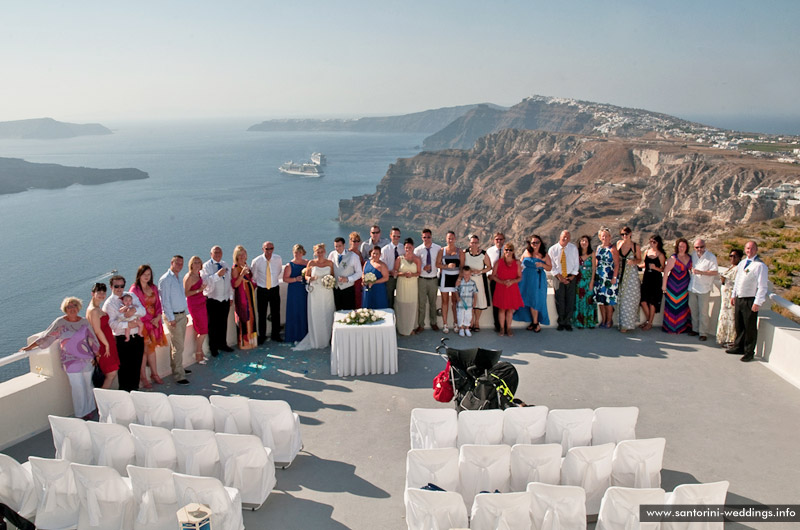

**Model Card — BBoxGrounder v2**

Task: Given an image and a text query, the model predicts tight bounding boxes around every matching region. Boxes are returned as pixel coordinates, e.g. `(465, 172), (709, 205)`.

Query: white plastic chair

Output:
(527, 482), (587, 530)
(597, 486), (665, 530)
(249, 399), (303, 467)
(70, 463), (134, 530)
(458, 444), (511, 510)
(561, 443), (615, 516)
(509, 443), (562, 491)
(0, 453), (37, 518)
(126, 465), (180, 530)
(215, 432), (276, 510)
(86, 421), (136, 476)
(129, 423), (178, 470)
(405, 488), (468, 530)
(409, 408), (458, 449)
(172, 473), (244, 530)
(169, 394), (215, 431)
(94, 388), (137, 427)
(592, 407), (639, 446)
(457, 409), (505, 446)
(210, 395), (252, 434)
(612, 438), (666, 489)
(503, 405), (549, 445)
(48, 415), (94, 465)
(545, 408), (594, 456)
(664, 481), (730, 530)
(130, 391), (174, 429)
(28, 456), (80, 530)
(172, 428), (221, 479)
(405, 448), (460, 498)
(471, 491), (533, 530)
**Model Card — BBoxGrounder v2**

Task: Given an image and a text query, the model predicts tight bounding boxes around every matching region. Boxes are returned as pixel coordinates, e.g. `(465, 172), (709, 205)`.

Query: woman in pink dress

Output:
(232, 245), (258, 350)
(131, 264), (167, 387)
(86, 282), (120, 389)
(184, 256), (209, 364)
(491, 242), (524, 336)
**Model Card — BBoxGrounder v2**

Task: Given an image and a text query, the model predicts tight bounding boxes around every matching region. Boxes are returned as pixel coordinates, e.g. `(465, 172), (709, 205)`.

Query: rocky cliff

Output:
(0, 157), (148, 195)
(0, 118), (112, 139)
(339, 129), (800, 244)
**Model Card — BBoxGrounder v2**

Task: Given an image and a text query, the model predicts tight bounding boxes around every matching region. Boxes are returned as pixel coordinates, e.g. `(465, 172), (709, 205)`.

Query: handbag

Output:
(92, 362), (105, 388)
(432, 361), (454, 402)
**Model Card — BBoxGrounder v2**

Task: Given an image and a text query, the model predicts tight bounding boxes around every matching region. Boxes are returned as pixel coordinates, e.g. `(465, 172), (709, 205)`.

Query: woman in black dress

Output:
(639, 234), (666, 330)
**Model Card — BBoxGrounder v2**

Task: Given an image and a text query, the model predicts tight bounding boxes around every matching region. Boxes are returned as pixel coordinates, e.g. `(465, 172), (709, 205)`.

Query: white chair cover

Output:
(0, 454), (37, 518)
(86, 421), (136, 476)
(126, 465), (179, 530)
(527, 482), (587, 530)
(458, 444), (511, 510)
(93, 388), (137, 427)
(471, 491), (533, 530)
(409, 408), (458, 450)
(545, 409), (594, 457)
(664, 481), (729, 530)
(172, 473), (244, 530)
(509, 443), (562, 491)
(48, 415), (94, 465)
(592, 407), (639, 446)
(215, 432), (276, 509)
(129, 423), (178, 470)
(249, 399), (303, 467)
(612, 438), (666, 489)
(405, 448), (460, 500)
(70, 463), (134, 530)
(503, 406), (549, 445)
(561, 443), (615, 516)
(210, 395), (252, 434)
(28, 456), (80, 530)
(168, 394), (215, 431)
(457, 409), (505, 446)
(172, 428), (221, 479)
(597, 486), (665, 530)
(404, 488), (468, 530)
(130, 391), (174, 429)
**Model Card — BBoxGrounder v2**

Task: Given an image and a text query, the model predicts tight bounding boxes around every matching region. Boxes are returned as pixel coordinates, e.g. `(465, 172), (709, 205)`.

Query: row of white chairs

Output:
(410, 406), (639, 455)
(0, 454), (245, 530)
(406, 480), (730, 530)
(407, 439), (665, 514)
(94, 389), (303, 466)
(45, 416), (276, 507)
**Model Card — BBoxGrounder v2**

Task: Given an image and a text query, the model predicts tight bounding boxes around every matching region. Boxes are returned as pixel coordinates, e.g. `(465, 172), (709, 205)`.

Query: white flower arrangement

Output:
(363, 272), (378, 290)
(321, 274), (336, 289)
(341, 308), (384, 326)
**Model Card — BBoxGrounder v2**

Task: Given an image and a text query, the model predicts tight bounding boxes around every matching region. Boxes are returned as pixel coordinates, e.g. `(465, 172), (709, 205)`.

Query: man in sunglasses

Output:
(103, 275), (146, 391)
(360, 224), (389, 261)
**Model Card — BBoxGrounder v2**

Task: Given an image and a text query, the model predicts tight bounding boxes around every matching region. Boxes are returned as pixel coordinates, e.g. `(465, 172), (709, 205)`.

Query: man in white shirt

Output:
(102, 275), (146, 391)
(486, 232), (505, 333)
(727, 241), (769, 362)
(329, 236), (362, 310)
(547, 230), (580, 331)
(381, 227), (402, 308)
(250, 241), (283, 343)
(360, 224), (389, 261)
(202, 246), (234, 357)
(413, 228), (442, 333)
(688, 239), (718, 341)
(158, 256), (190, 385)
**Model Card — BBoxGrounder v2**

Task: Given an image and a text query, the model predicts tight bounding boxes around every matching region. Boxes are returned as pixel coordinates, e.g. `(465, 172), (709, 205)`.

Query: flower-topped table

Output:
(330, 309), (398, 377)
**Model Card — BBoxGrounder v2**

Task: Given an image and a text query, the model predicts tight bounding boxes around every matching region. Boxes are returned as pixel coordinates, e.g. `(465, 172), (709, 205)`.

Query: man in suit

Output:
(726, 241), (769, 362)
(250, 241), (283, 343)
(329, 237), (362, 310)
(202, 246), (234, 357)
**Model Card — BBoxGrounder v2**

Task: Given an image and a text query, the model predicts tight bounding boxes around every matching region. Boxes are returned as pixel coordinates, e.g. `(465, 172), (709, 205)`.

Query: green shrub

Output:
(771, 218), (786, 229)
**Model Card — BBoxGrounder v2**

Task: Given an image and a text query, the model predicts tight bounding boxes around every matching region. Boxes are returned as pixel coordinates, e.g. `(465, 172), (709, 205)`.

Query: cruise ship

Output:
(277, 161), (324, 177)
(310, 152), (327, 166)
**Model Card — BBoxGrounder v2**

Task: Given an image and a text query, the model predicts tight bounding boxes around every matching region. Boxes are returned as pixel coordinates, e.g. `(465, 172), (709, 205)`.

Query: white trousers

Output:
(457, 306), (473, 328)
(67, 368), (95, 418)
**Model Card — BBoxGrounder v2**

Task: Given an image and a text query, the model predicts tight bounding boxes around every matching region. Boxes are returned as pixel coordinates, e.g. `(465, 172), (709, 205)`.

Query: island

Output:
(0, 157), (148, 195)
(0, 118), (112, 140)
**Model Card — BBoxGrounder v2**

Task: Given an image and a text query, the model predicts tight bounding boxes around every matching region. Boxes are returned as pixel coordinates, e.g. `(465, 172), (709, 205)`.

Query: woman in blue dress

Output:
(593, 228), (620, 328)
(362, 246), (389, 309)
(513, 235), (552, 331)
(282, 244), (309, 343)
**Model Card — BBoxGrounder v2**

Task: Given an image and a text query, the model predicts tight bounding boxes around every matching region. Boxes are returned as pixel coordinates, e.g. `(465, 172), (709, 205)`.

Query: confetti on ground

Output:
(221, 372), (250, 383)
(267, 354), (285, 359)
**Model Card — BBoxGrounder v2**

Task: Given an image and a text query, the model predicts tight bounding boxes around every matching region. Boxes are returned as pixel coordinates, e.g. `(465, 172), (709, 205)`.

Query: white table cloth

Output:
(330, 309), (398, 376)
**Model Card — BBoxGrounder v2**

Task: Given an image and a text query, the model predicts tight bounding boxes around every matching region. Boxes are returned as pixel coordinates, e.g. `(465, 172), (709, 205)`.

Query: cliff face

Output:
(339, 129), (800, 243)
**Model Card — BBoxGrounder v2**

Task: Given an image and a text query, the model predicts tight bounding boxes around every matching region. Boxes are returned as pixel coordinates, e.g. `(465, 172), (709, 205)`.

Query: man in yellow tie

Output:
(547, 230), (580, 331)
(250, 241), (283, 344)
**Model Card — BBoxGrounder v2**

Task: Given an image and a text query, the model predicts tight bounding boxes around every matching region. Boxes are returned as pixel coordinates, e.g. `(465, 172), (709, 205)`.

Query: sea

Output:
(0, 120), (427, 381)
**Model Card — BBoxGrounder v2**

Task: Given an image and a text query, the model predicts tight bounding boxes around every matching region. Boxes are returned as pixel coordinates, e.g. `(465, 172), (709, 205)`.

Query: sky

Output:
(3, 0), (799, 133)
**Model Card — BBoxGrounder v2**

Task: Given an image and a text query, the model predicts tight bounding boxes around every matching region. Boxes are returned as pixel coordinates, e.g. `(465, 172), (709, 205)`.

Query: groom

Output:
(328, 237), (362, 310)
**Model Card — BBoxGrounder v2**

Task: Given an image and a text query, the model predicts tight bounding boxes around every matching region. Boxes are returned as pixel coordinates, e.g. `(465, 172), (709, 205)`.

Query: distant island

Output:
(0, 118), (112, 139)
(0, 157), (148, 195)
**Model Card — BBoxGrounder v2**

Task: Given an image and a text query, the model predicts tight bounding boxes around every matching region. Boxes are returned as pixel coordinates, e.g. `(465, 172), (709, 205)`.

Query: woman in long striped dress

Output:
(661, 238), (693, 334)
(616, 226), (641, 333)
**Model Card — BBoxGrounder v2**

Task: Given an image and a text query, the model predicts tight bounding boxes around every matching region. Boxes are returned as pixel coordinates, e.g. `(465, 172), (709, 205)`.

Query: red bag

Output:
(432, 361), (454, 402)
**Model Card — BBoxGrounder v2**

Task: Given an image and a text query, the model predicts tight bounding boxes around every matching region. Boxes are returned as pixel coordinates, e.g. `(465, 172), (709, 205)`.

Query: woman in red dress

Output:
(184, 255), (209, 364)
(131, 264), (167, 387)
(491, 242), (524, 336)
(86, 282), (120, 389)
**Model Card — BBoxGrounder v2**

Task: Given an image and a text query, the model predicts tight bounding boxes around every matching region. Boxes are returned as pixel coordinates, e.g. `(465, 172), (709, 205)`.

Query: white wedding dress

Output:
(293, 265), (336, 350)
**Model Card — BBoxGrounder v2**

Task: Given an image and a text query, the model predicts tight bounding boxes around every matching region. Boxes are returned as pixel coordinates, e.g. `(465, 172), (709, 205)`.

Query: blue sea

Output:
(0, 121), (426, 380)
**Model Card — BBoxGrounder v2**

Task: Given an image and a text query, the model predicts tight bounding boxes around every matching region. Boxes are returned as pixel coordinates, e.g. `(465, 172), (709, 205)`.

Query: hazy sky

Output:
(3, 0), (799, 132)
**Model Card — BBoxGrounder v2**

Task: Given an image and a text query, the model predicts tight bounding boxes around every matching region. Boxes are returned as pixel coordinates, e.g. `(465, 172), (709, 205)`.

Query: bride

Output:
(293, 243), (336, 350)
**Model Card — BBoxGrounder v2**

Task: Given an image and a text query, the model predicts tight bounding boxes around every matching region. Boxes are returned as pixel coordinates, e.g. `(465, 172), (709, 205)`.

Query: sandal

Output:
(527, 324), (535, 331)
(442, 325), (449, 334)
(533, 323), (541, 333)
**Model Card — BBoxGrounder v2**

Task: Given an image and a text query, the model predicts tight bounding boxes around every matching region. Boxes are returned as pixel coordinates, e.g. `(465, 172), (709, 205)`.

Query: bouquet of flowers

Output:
(321, 274), (336, 289)
(341, 308), (384, 326)
(363, 272), (377, 291)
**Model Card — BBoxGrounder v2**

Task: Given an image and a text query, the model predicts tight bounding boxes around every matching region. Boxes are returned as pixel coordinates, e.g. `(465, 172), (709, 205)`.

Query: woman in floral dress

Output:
(593, 228), (620, 329)
(573, 235), (597, 329)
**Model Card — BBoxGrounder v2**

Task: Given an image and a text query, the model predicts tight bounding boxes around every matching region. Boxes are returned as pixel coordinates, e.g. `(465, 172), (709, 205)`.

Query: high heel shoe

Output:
(139, 377), (152, 389)
(151, 375), (164, 385)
